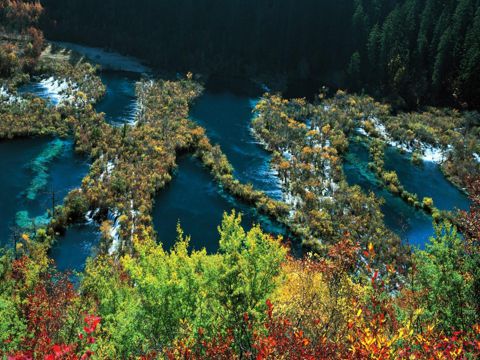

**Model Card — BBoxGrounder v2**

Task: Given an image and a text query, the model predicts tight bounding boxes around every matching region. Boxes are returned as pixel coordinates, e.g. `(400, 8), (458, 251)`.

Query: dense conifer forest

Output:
(1, 0), (480, 358)
(41, 0), (480, 108)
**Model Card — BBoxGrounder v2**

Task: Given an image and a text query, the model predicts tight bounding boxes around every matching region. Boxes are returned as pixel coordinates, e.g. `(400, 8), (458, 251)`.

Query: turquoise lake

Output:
(95, 71), (139, 126)
(343, 138), (470, 248)
(2, 68), (471, 269)
(0, 137), (93, 265)
(152, 155), (288, 253)
(152, 84), (289, 253)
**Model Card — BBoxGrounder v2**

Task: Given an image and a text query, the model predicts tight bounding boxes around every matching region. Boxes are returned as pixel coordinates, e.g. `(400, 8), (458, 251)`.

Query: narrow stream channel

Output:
(189, 90), (282, 200)
(95, 71), (140, 126)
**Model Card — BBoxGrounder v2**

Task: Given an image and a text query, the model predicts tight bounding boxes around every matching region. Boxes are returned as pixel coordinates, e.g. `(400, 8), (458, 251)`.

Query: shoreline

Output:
(52, 41), (152, 74)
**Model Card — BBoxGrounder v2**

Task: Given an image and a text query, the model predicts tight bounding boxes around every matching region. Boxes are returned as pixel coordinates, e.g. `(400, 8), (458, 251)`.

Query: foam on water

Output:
(1, 86), (22, 103)
(18, 77), (76, 105)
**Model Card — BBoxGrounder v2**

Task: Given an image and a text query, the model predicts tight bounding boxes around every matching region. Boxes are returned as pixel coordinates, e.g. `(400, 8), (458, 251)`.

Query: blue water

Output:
(2, 72), (140, 270)
(20, 139), (90, 227)
(7, 70), (471, 260)
(1, 138), (49, 245)
(47, 71), (138, 270)
(152, 87), (288, 253)
(0, 138), (90, 248)
(95, 71), (139, 126)
(18, 80), (60, 106)
(153, 156), (287, 253)
(190, 91), (282, 200)
(156, 89), (470, 252)
(384, 147), (470, 212)
(18, 71), (139, 126)
(50, 223), (101, 272)
(343, 138), (469, 248)
(3, 71), (138, 270)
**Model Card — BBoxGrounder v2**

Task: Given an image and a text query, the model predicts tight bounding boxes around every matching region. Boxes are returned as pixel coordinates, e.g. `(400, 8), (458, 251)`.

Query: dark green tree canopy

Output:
(37, 0), (480, 107)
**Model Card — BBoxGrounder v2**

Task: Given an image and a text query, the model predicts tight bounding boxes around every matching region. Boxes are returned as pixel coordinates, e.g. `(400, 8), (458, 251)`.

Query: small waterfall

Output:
(107, 210), (122, 255)
(1, 86), (22, 104)
(18, 77), (78, 106)
(38, 77), (70, 105)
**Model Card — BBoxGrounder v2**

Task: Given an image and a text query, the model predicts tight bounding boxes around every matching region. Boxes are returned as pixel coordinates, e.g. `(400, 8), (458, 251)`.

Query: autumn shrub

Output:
(0, 44), (19, 77)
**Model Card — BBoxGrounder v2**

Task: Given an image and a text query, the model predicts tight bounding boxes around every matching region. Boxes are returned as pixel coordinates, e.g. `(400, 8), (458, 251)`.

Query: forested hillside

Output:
(351, 0), (480, 109)
(40, 0), (480, 108)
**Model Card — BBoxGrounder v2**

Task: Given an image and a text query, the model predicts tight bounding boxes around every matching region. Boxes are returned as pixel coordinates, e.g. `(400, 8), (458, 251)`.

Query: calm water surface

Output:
(5, 68), (471, 261)
(153, 156), (287, 253)
(50, 223), (101, 272)
(0, 138), (90, 248)
(344, 138), (469, 248)
(1, 138), (49, 245)
(190, 91), (282, 200)
(95, 71), (139, 125)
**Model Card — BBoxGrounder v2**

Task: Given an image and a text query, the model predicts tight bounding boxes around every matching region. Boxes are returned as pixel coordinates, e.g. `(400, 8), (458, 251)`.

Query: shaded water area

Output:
(49, 223), (100, 272)
(344, 138), (469, 248)
(153, 156), (288, 254)
(384, 147), (470, 212)
(95, 71), (139, 126)
(152, 79), (289, 253)
(189, 88), (282, 200)
(0, 138), (91, 254)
